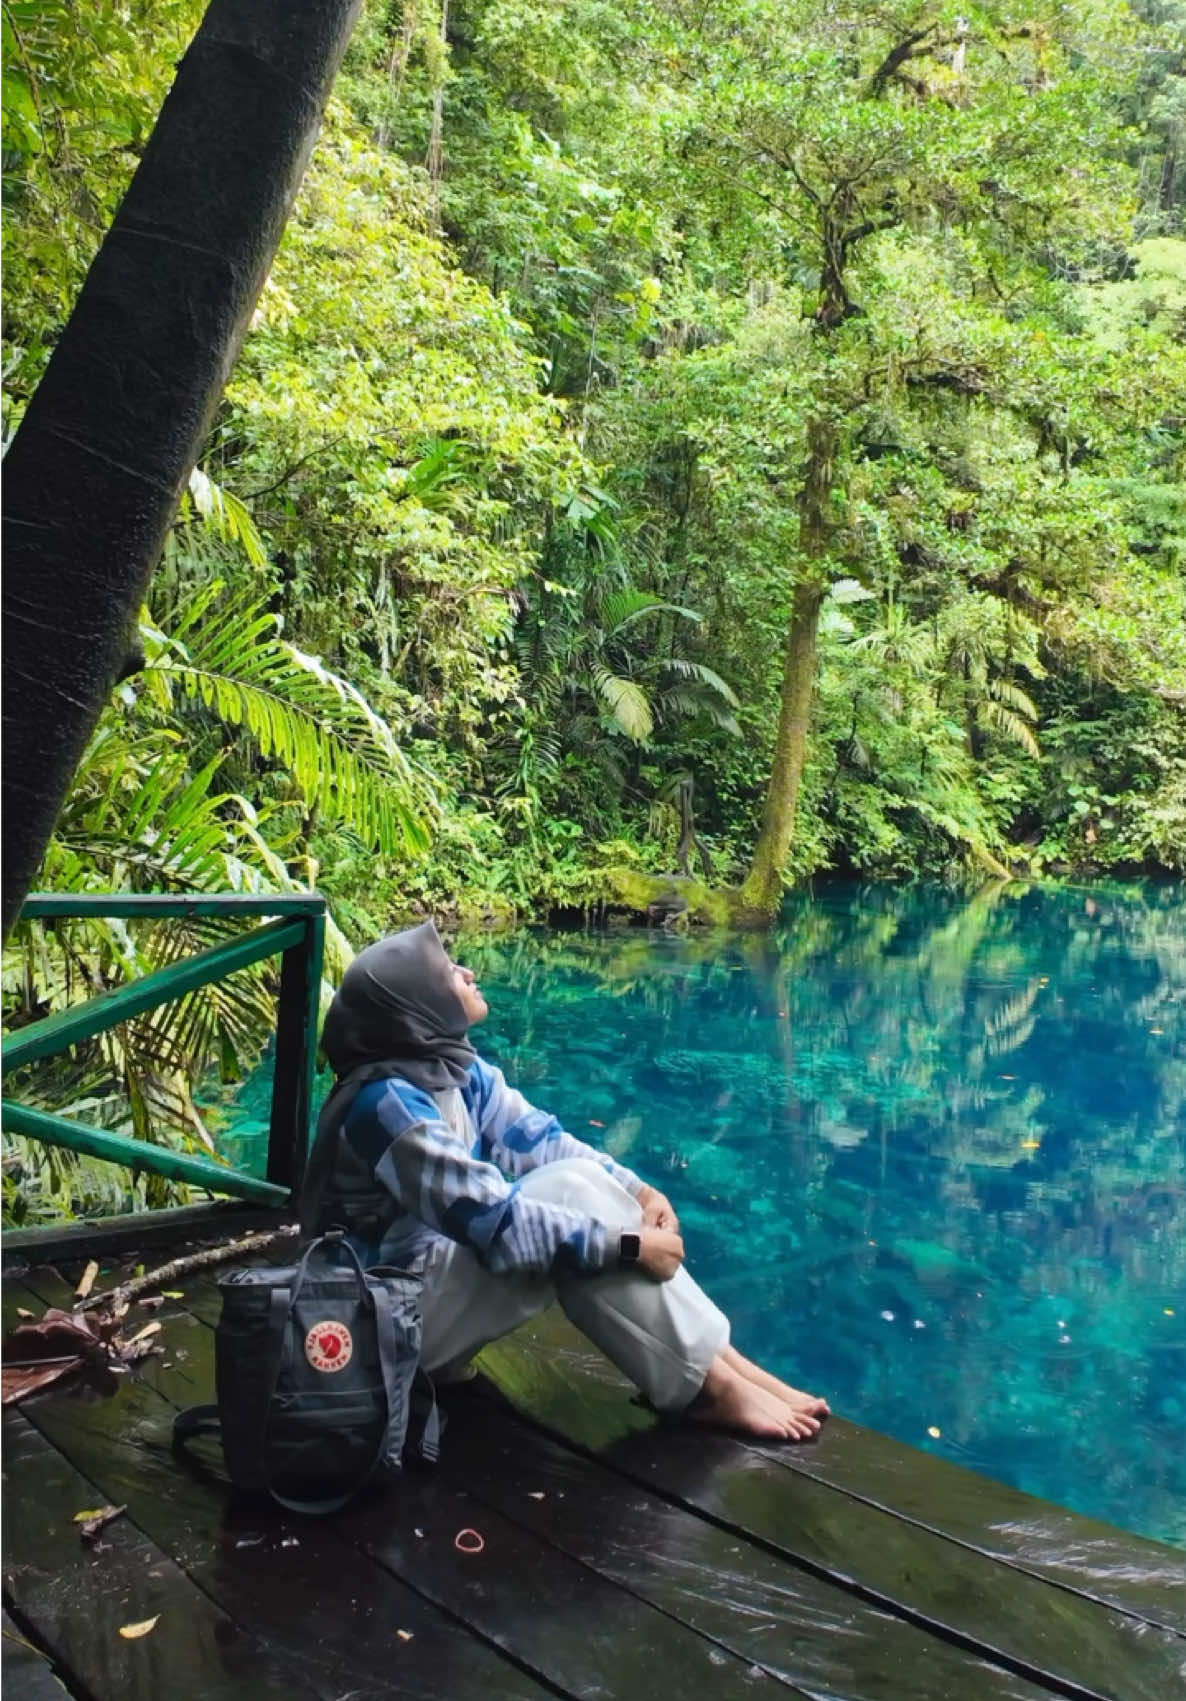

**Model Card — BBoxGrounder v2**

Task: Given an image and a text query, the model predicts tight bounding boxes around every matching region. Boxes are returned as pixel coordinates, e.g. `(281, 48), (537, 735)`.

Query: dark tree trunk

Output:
(1, 0), (362, 935)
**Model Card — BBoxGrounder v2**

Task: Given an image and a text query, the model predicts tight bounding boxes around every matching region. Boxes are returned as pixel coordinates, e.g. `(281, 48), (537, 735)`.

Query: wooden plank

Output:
(478, 1304), (1186, 1632)
(474, 1313), (1186, 1701)
(345, 1468), (782, 1700)
(134, 1279), (1075, 1701)
(15, 1260), (1182, 1701)
(33, 1290), (803, 1701)
(759, 1419), (1186, 1636)
(433, 1394), (1059, 1701)
(20, 894), (326, 920)
(2, 1203), (291, 1269)
(7, 1369), (558, 1701)
(152, 1306), (805, 1700)
(12, 1288), (787, 1701)
(3, 1412), (326, 1701)
(2, 1610), (71, 1701)
(2, 917), (305, 1071)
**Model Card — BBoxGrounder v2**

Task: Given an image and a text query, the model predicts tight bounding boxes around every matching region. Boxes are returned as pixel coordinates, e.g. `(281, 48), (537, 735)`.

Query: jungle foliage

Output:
(2, 1), (1185, 1209)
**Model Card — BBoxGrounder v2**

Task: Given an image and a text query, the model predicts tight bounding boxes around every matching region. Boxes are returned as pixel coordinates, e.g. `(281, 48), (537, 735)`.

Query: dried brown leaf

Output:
(5, 1309), (100, 1361)
(2, 1358), (83, 1404)
(74, 1260), (100, 1301)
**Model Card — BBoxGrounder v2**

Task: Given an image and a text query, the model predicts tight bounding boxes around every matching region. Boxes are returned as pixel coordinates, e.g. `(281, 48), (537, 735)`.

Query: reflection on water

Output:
(223, 880), (1185, 1545)
(458, 881), (1186, 1548)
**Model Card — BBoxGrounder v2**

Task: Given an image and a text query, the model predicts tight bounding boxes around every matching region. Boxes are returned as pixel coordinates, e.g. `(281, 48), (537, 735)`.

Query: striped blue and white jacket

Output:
(318, 1056), (644, 1276)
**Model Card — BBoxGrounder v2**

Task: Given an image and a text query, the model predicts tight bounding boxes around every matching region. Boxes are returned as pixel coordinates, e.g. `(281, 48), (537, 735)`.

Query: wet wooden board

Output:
(2, 1610), (71, 1700)
(9, 1257), (1185, 1701)
(759, 1417), (1186, 1634)
(9, 1291), (795, 1701)
(476, 1302), (1186, 1628)
(3, 1413), (326, 1701)
(51, 1272), (1131, 1701)
(174, 1273), (1186, 1700)
(432, 1394), (1054, 1701)
(3, 1291), (554, 1701)
(474, 1311), (1186, 1701)
(11, 1272), (1052, 1701)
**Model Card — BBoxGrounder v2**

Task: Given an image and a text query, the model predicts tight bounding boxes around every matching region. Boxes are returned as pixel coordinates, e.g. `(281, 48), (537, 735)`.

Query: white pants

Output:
(418, 1160), (730, 1412)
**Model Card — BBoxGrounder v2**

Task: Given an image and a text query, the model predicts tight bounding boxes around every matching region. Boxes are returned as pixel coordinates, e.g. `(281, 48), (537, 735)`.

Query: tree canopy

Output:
(2, 0), (1185, 1209)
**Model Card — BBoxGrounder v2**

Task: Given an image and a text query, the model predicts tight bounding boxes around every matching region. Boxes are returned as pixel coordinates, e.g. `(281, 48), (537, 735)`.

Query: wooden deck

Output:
(3, 1250), (1184, 1701)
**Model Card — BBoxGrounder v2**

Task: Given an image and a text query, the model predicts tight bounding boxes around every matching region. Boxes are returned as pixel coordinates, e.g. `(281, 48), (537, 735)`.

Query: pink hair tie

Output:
(454, 1527), (485, 1555)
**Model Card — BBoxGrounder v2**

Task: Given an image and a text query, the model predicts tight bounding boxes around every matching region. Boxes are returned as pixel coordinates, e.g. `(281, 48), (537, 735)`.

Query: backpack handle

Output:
(288, 1230), (371, 1309)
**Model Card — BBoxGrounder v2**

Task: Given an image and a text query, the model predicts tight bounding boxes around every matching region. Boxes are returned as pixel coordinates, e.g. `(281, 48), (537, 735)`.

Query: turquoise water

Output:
(226, 881), (1186, 1545)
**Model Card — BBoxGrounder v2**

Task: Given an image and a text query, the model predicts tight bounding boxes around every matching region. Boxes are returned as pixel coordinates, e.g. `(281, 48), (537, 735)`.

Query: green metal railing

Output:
(1, 893), (327, 1211)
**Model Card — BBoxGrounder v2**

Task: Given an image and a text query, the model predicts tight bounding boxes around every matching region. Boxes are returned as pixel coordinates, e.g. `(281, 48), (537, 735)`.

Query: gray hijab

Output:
(300, 922), (477, 1234)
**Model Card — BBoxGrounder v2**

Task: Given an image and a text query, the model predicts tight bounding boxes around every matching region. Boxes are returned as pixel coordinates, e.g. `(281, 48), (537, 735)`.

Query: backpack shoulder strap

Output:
(173, 1402), (222, 1446)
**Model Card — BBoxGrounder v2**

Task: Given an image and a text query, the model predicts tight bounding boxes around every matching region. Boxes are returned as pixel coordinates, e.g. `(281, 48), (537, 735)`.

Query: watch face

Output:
(620, 1232), (642, 1263)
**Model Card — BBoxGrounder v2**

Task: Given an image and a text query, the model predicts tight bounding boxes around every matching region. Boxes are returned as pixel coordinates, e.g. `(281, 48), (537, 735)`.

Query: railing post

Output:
(266, 911), (325, 1199)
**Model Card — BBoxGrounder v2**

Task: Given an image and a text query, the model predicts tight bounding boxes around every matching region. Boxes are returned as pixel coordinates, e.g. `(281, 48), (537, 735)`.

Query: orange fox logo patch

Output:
(305, 1320), (353, 1372)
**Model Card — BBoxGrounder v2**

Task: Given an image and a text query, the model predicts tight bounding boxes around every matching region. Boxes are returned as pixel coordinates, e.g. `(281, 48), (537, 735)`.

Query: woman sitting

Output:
(301, 922), (829, 1440)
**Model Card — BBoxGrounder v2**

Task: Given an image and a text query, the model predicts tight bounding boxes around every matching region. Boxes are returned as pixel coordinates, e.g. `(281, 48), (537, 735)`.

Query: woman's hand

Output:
(637, 1184), (680, 1233)
(638, 1227), (685, 1282)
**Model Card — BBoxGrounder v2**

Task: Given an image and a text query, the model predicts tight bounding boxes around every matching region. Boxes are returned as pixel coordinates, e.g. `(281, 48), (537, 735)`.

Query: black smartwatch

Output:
(618, 1231), (642, 1266)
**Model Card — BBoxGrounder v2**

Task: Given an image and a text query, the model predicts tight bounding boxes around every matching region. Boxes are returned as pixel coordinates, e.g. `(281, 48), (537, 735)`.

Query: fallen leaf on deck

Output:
(15, 1308), (34, 1320)
(6, 1308), (102, 1357)
(76, 1505), (127, 1542)
(396, 1630), (413, 1642)
(75, 1260), (100, 1301)
(118, 1618), (159, 1640)
(2, 1359), (81, 1403)
(526, 1492), (545, 1500)
(161, 1291), (184, 1300)
(122, 1321), (162, 1349)
(2, 1308), (110, 1404)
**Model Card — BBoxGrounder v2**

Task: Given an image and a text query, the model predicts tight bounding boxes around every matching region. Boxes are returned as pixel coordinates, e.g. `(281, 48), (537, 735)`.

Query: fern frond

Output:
(146, 588), (434, 855)
(183, 468), (267, 565)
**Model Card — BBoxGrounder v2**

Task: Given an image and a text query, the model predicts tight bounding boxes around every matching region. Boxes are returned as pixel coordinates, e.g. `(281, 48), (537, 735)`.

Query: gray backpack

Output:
(173, 1233), (440, 1513)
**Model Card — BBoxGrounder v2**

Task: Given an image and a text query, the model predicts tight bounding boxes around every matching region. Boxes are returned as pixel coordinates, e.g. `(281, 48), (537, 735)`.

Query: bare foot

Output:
(724, 1345), (830, 1420)
(684, 1358), (820, 1441)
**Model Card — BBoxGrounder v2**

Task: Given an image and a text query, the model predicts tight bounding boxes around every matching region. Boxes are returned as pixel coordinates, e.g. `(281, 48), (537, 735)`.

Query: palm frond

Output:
(662, 657), (740, 706)
(658, 684), (741, 734)
(977, 698), (1041, 757)
(601, 589), (701, 637)
(591, 667), (654, 742)
(988, 678), (1039, 721)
